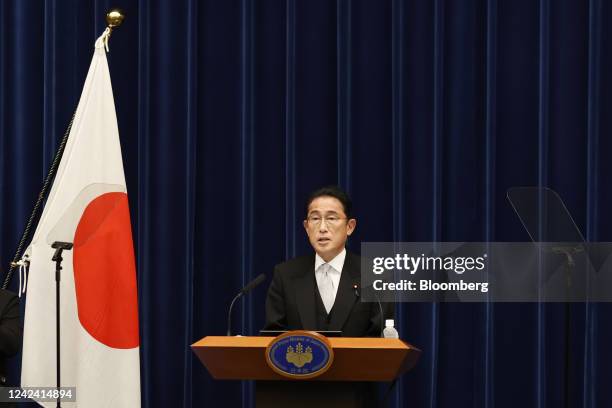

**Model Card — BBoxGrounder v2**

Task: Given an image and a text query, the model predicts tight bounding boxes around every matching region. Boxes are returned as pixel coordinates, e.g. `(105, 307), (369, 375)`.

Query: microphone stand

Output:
(353, 283), (385, 337)
(51, 242), (73, 408)
(226, 274), (266, 336)
(355, 283), (397, 406)
(226, 292), (244, 336)
(552, 245), (582, 408)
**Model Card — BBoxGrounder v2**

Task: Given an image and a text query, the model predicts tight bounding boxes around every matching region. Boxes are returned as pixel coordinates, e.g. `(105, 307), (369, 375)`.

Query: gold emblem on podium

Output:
(266, 331), (334, 379)
(285, 342), (313, 368)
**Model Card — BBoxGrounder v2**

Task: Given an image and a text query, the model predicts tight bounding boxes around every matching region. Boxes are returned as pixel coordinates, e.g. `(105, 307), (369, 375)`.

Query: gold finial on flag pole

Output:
(101, 8), (125, 48)
(106, 8), (125, 31)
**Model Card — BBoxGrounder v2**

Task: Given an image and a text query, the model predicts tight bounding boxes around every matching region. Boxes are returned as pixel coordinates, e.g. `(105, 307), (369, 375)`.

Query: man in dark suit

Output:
(0, 287), (22, 393)
(264, 186), (393, 337)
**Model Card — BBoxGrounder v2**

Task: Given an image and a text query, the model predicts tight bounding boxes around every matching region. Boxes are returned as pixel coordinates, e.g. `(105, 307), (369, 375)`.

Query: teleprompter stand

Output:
(507, 187), (587, 408)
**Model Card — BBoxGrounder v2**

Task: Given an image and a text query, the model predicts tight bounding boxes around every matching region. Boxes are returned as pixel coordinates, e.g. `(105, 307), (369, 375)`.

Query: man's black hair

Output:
(305, 185), (353, 219)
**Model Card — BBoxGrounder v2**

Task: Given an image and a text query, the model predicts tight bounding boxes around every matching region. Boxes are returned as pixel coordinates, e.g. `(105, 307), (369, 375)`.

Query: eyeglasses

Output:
(306, 215), (346, 227)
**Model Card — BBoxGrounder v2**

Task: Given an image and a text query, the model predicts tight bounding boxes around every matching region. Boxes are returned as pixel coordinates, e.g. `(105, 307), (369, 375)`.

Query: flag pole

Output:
(2, 8), (126, 290)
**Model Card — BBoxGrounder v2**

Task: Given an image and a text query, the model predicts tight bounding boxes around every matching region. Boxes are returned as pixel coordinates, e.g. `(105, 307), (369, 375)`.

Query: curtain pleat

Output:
(484, 0), (497, 406)
(336, 0), (351, 191)
(182, 0), (198, 406)
(240, 0), (254, 406)
(584, 0), (602, 407)
(429, 1), (444, 407)
(537, 1), (550, 407)
(284, 0), (296, 260)
(391, 0), (405, 406)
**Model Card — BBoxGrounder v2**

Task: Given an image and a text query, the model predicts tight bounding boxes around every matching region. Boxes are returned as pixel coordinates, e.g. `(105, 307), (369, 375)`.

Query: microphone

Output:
(240, 273), (266, 295)
(353, 282), (385, 337)
(51, 241), (73, 262)
(226, 274), (266, 336)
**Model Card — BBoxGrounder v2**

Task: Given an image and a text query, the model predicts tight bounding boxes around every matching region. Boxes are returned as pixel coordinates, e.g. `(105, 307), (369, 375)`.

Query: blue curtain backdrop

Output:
(1, 0), (612, 407)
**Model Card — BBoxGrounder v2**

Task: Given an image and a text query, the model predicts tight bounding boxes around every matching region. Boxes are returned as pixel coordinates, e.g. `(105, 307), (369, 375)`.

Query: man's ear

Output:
(346, 218), (356, 236)
(303, 219), (309, 232)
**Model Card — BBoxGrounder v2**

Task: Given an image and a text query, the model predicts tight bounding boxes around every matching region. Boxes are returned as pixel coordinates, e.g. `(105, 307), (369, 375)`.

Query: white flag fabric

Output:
(21, 30), (140, 407)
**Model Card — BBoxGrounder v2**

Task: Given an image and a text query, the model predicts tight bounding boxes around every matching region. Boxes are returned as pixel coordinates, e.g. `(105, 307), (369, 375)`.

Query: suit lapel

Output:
(295, 256), (317, 330)
(329, 252), (360, 331)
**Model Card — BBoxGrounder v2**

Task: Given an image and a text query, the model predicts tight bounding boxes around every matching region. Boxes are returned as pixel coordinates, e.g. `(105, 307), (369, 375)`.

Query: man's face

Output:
(303, 196), (356, 262)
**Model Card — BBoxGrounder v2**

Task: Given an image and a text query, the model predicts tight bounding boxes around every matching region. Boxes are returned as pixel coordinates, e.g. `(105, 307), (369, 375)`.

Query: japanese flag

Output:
(20, 30), (140, 407)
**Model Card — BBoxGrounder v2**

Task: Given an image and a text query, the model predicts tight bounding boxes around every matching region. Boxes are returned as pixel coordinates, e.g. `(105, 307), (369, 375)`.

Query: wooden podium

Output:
(192, 335), (421, 407)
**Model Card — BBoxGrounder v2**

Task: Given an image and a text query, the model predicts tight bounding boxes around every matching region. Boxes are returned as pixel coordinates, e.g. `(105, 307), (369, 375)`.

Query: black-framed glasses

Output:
(306, 215), (346, 227)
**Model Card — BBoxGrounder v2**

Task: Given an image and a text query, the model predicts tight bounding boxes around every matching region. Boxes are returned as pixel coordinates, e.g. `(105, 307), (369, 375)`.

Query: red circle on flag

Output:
(73, 192), (139, 349)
